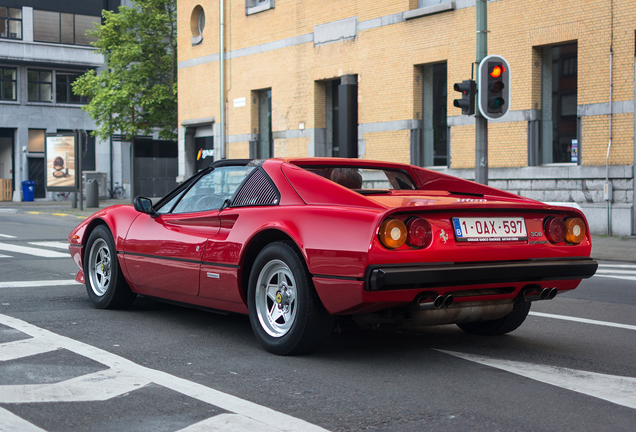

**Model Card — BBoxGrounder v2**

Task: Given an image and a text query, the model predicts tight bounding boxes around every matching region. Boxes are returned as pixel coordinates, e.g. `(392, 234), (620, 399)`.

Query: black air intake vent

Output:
(232, 169), (279, 207)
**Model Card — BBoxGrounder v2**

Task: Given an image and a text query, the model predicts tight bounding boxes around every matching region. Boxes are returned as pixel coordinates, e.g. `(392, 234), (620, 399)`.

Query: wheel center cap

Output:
(275, 292), (283, 304)
(101, 263), (104, 272)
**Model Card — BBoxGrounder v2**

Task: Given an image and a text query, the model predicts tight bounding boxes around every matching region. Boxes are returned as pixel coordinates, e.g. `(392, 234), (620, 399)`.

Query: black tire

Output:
(457, 300), (531, 336)
(247, 242), (335, 355)
(84, 225), (136, 309)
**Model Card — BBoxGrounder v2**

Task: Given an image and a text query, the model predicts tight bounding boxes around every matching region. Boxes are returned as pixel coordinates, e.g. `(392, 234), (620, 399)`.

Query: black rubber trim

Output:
(119, 251), (240, 269)
(313, 274), (363, 282)
(365, 257), (598, 291)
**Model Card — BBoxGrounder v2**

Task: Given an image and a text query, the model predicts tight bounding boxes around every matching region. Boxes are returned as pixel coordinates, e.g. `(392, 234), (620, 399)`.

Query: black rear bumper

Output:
(366, 257), (598, 291)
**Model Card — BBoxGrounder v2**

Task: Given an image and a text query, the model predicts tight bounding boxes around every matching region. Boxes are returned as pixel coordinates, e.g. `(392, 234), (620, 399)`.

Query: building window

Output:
(0, 6), (22, 39)
(56, 72), (87, 104)
(0, 67), (17, 101)
(246, 0), (274, 16)
(541, 43), (578, 164)
(190, 5), (205, 45)
(28, 70), (53, 102)
(421, 62), (448, 167)
(28, 130), (45, 153)
(33, 10), (99, 46)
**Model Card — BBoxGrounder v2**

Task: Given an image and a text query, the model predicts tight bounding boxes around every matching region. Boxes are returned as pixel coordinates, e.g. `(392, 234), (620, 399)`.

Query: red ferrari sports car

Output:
(69, 158), (597, 355)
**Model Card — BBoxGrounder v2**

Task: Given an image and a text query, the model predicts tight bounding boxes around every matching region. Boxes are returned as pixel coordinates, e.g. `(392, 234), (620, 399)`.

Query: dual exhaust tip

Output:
(523, 286), (558, 302)
(416, 293), (454, 311)
(415, 286), (558, 310)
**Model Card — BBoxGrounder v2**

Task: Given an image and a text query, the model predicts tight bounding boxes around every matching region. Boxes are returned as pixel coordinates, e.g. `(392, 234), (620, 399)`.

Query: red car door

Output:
(123, 211), (220, 296)
(123, 165), (254, 297)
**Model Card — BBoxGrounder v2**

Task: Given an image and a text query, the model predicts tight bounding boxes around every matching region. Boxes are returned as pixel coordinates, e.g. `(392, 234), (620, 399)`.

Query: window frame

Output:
(55, 71), (88, 104)
(27, 69), (53, 103)
(0, 67), (17, 101)
(32, 9), (99, 46)
(245, 0), (275, 16)
(0, 6), (22, 40)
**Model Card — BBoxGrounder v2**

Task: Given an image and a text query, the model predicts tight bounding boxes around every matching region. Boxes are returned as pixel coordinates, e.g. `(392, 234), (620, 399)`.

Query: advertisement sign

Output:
(45, 133), (78, 191)
(571, 139), (578, 163)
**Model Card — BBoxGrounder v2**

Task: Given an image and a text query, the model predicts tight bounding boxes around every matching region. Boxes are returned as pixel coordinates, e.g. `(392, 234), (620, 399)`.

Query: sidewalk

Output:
(1, 198), (635, 263)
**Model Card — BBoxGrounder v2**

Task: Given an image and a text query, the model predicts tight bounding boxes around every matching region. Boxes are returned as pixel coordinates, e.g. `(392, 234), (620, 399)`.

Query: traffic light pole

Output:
(475, 0), (488, 185)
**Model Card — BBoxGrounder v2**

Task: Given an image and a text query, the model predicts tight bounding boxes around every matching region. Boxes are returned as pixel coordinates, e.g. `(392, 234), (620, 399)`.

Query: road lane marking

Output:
(0, 407), (46, 432)
(51, 213), (68, 217)
(437, 350), (636, 410)
(529, 312), (636, 331)
(595, 275), (636, 281)
(0, 243), (69, 258)
(596, 269), (636, 275)
(0, 233), (16, 238)
(28, 241), (69, 250)
(0, 254), (12, 258)
(0, 338), (60, 361)
(178, 414), (282, 432)
(0, 280), (80, 288)
(0, 369), (151, 403)
(0, 314), (328, 432)
(598, 264), (636, 269)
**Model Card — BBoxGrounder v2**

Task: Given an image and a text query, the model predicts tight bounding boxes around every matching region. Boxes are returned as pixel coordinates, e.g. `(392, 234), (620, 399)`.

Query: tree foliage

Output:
(73, 0), (177, 141)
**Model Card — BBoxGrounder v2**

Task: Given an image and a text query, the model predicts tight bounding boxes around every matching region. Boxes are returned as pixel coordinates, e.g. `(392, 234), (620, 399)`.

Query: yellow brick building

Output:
(177, 0), (636, 235)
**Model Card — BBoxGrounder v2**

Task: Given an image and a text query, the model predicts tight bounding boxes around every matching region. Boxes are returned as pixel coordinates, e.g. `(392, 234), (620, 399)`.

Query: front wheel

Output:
(84, 225), (136, 309)
(457, 300), (531, 336)
(247, 242), (334, 355)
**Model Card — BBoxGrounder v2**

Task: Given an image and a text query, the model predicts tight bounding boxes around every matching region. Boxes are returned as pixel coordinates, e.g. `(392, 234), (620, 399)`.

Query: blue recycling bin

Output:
(21, 180), (36, 202)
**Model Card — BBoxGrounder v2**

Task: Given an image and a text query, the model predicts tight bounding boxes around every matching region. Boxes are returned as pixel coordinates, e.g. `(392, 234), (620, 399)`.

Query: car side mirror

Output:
(134, 196), (159, 217)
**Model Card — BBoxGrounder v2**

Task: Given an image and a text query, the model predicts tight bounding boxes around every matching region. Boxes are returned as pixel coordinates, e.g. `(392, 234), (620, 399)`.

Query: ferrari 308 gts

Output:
(69, 158), (598, 355)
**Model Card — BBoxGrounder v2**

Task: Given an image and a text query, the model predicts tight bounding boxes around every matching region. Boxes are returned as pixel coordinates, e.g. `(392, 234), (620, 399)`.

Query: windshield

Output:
(301, 166), (416, 191)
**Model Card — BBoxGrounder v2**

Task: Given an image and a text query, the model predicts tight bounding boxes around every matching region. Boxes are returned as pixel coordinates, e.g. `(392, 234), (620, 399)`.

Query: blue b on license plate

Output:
(452, 217), (528, 242)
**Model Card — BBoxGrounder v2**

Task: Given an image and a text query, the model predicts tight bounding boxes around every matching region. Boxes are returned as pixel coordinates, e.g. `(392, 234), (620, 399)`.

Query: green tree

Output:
(73, 0), (177, 141)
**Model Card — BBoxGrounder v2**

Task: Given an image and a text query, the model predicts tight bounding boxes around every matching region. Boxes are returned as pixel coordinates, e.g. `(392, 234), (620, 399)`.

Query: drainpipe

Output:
(605, 0), (614, 236)
(606, 46), (613, 236)
(219, 0), (225, 159)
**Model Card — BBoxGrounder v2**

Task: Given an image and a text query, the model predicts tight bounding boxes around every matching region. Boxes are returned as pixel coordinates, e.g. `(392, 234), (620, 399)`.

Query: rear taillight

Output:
(406, 217), (432, 249)
(565, 217), (586, 244)
(379, 219), (407, 249)
(544, 217), (566, 244)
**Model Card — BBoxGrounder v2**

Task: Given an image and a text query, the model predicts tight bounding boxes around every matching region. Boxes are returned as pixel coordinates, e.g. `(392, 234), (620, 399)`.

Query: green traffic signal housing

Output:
(453, 80), (476, 115)
(478, 55), (511, 120)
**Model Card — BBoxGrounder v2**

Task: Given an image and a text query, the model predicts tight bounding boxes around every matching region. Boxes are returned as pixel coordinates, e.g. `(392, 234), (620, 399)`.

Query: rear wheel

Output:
(248, 242), (335, 355)
(84, 225), (136, 309)
(457, 300), (531, 335)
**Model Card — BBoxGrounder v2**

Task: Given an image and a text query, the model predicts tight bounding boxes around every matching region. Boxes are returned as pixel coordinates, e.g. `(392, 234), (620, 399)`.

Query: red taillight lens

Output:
(379, 219), (407, 249)
(545, 217), (566, 244)
(565, 217), (586, 244)
(406, 217), (432, 248)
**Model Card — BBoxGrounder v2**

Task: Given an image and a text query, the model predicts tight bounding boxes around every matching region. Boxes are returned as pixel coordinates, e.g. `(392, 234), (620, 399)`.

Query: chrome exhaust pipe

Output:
(443, 294), (454, 308)
(523, 286), (558, 302)
(417, 294), (445, 310)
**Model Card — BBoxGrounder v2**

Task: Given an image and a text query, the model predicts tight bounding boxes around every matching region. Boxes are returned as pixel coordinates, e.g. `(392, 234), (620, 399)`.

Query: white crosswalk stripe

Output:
(594, 263), (636, 282)
(0, 242), (69, 258)
(0, 314), (328, 432)
(28, 241), (69, 250)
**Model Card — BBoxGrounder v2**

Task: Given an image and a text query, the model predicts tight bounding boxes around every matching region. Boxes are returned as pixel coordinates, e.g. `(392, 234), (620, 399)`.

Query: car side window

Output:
(170, 166), (253, 214)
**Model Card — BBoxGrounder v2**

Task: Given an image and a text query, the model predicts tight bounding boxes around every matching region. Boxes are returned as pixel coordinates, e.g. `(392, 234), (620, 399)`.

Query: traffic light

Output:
(478, 55), (510, 120)
(453, 80), (475, 115)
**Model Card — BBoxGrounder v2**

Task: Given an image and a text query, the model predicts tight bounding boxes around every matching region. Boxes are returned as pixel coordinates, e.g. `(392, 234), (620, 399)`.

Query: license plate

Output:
(452, 217), (527, 242)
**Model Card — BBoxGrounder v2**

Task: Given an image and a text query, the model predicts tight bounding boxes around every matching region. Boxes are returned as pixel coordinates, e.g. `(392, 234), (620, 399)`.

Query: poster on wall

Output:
(45, 133), (79, 191)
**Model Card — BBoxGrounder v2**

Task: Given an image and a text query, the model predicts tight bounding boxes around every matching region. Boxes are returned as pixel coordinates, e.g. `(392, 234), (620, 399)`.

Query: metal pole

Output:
(220, 0), (225, 159)
(475, 0), (488, 185)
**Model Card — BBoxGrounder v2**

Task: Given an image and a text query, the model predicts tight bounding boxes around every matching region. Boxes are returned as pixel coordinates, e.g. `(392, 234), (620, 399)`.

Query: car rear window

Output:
(300, 166), (416, 191)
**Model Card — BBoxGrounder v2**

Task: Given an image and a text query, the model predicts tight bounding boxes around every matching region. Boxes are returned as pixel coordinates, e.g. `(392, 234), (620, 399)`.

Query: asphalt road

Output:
(1, 211), (635, 432)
